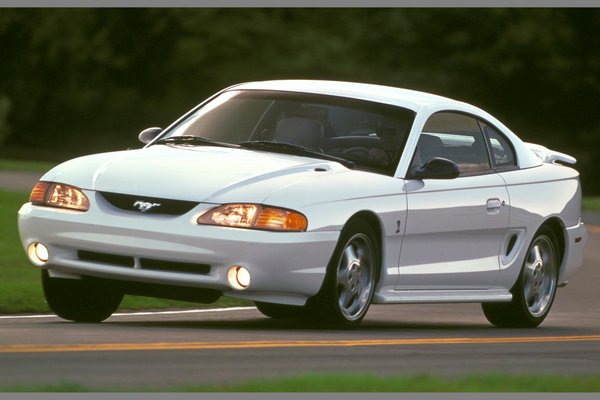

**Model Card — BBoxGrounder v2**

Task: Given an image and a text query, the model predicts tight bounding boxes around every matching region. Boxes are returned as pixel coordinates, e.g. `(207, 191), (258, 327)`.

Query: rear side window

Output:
(417, 112), (492, 175)
(480, 121), (517, 169)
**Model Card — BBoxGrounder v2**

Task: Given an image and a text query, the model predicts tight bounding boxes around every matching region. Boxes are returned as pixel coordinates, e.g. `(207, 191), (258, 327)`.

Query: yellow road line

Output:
(2, 335), (600, 354)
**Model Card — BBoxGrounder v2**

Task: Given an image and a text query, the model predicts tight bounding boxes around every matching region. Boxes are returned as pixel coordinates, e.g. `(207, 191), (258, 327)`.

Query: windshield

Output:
(157, 90), (415, 175)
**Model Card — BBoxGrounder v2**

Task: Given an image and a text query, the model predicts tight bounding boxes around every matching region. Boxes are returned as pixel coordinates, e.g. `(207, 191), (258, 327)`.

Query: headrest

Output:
(274, 117), (324, 149)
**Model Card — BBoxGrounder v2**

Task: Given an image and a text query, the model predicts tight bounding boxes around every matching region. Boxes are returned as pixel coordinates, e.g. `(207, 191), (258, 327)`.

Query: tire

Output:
(482, 226), (559, 328)
(306, 220), (379, 327)
(255, 301), (306, 320)
(42, 270), (123, 323)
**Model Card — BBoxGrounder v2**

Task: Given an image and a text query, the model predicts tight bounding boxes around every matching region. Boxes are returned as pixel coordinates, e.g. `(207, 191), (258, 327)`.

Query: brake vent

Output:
(78, 250), (134, 267)
(77, 250), (211, 275)
(140, 258), (210, 275)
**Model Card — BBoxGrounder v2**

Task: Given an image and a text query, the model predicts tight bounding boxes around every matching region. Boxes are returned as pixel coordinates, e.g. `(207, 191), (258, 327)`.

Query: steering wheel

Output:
(343, 146), (371, 159)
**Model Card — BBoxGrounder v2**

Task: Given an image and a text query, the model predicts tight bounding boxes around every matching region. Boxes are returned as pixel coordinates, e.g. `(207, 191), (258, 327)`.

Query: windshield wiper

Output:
(154, 135), (240, 149)
(239, 141), (354, 169)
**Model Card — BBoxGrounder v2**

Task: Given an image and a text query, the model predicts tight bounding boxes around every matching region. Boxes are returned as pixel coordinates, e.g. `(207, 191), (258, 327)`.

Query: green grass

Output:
(583, 196), (600, 212)
(0, 158), (57, 173)
(0, 189), (250, 314)
(0, 190), (46, 312)
(4, 373), (600, 392)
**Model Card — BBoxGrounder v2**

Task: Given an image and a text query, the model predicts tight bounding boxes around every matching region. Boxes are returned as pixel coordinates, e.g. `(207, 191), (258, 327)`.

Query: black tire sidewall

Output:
(42, 270), (123, 322)
(310, 219), (379, 326)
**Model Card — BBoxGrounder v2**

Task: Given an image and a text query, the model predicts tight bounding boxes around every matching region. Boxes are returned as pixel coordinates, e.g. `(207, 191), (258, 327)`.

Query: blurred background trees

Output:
(0, 8), (598, 193)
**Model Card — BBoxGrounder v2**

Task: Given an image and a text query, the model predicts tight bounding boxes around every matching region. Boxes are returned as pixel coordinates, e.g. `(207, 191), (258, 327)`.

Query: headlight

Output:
(29, 182), (90, 211)
(197, 204), (307, 232)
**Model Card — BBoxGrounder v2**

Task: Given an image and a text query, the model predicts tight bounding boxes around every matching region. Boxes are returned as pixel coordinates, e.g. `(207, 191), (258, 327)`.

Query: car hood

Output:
(41, 145), (350, 204)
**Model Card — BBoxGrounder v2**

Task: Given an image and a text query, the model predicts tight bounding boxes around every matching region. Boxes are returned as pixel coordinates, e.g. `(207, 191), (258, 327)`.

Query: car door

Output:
(396, 112), (510, 290)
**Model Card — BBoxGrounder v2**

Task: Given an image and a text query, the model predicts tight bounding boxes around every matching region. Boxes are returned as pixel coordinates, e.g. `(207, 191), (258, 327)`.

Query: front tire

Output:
(307, 220), (379, 327)
(42, 270), (123, 323)
(482, 227), (559, 328)
(255, 301), (306, 320)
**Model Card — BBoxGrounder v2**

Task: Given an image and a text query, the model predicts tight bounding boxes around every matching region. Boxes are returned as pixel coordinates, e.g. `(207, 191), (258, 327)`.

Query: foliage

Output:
(5, 372), (600, 392)
(0, 9), (599, 192)
(583, 196), (600, 212)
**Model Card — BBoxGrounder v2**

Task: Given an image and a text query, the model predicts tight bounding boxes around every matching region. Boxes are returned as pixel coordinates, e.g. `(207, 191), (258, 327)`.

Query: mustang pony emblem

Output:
(133, 200), (162, 213)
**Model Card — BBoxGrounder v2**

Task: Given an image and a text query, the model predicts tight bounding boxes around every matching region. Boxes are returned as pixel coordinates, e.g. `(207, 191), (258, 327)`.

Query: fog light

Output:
(227, 265), (250, 290)
(27, 242), (49, 266)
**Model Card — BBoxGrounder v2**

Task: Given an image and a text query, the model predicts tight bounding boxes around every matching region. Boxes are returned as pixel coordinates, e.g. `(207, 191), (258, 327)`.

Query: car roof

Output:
(230, 79), (469, 112)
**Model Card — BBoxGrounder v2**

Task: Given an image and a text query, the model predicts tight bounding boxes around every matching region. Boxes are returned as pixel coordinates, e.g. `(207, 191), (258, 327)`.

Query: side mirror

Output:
(411, 157), (460, 180)
(138, 127), (162, 144)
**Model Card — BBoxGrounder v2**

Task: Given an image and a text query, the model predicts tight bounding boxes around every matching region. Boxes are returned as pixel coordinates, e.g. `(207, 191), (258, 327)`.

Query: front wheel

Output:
(307, 220), (379, 327)
(255, 301), (306, 320)
(42, 270), (123, 323)
(482, 227), (559, 328)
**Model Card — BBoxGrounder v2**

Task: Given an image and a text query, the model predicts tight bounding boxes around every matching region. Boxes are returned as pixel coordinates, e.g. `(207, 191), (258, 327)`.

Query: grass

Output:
(0, 158), (57, 173)
(4, 372), (600, 392)
(583, 196), (600, 212)
(0, 190), (47, 312)
(0, 189), (250, 314)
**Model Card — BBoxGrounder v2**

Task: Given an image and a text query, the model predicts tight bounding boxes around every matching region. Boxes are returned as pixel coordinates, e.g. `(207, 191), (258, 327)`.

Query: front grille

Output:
(77, 250), (210, 275)
(100, 192), (198, 215)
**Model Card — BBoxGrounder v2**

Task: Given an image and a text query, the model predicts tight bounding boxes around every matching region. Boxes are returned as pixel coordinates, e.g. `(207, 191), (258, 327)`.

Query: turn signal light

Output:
(197, 204), (307, 232)
(29, 182), (90, 211)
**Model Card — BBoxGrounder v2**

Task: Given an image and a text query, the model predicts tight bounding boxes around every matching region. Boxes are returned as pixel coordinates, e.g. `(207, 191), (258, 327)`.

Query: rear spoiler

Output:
(525, 143), (577, 165)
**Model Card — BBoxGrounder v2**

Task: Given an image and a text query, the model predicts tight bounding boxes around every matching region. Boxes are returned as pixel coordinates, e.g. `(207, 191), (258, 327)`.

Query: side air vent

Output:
(500, 229), (525, 267)
(100, 192), (198, 215)
(506, 234), (518, 256)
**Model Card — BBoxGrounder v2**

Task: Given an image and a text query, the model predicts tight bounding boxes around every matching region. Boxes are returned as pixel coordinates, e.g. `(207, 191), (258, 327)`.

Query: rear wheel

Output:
(42, 270), (123, 323)
(482, 226), (559, 328)
(306, 220), (378, 327)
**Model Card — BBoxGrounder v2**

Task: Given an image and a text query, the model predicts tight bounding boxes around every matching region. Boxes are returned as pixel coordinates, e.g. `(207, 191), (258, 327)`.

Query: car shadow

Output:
(101, 316), (511, 333)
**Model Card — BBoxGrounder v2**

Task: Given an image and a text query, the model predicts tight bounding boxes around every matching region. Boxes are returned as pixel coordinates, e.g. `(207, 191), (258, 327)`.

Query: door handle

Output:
(486, 198), (503, 214)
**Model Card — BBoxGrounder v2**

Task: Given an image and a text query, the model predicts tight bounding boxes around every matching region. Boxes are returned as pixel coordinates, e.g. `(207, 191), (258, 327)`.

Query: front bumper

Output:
(18, 195), (339, 306)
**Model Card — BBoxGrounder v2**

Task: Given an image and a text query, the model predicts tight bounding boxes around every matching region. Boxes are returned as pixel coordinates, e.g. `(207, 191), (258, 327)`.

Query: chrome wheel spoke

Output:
(342, 246), (358, 269)
(335, 232), (375, 322)
(336, 270), (349, 288)
(338, 286), (354, 310)
(532, 245), (543, 266)
(524, 282), (533, 305)
(523, 236), (557, 318)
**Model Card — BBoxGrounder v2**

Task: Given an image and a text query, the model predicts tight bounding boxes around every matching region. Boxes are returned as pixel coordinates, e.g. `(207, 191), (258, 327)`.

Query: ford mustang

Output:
(18, 80), (588, 327)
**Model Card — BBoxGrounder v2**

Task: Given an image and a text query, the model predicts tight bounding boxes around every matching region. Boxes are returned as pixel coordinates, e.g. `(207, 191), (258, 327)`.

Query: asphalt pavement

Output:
(0, 170), (41, 192)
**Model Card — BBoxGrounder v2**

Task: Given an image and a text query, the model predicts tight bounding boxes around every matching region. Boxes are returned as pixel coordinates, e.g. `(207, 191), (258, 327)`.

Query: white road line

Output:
(0, 306), (257, 320)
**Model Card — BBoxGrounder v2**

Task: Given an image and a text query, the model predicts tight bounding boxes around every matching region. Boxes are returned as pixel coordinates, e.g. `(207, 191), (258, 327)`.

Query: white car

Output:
(18, 80), (588, 327)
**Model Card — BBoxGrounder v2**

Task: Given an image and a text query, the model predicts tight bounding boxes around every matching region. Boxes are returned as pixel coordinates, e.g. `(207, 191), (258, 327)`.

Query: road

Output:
(0, 230), (598, 390)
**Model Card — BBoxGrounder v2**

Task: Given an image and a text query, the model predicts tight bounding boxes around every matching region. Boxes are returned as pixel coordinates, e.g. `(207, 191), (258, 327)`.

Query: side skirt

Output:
(372, 287), (512, 304)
